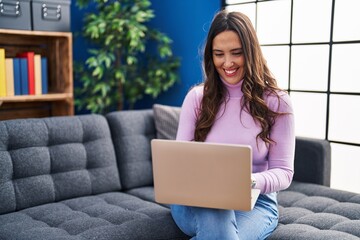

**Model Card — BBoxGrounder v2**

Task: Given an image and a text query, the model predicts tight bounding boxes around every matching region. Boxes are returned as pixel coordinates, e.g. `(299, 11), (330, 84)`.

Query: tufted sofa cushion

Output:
(271, 181), (360, 239)
(0, 192), (186, 240)
(106, 110), (156, 190)
(0, 115), (121, 214)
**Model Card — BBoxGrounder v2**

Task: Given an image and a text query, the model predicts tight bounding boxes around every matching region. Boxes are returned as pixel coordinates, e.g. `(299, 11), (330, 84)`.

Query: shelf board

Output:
(0, 28), (71, 38)
(0, 93), (73, 103)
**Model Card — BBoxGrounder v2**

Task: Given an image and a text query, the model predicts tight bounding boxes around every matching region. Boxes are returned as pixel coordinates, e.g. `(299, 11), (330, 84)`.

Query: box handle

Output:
(0, 0), (21, 17)
(42, 4), (61, 21)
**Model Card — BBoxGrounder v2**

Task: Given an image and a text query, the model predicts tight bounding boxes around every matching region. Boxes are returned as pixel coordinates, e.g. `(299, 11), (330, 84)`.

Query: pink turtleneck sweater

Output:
(176, 79), (295, 194)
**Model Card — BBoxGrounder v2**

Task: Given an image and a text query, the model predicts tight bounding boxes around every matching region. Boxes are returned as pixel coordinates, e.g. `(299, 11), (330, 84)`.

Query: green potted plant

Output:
(74, 0), (180, 113)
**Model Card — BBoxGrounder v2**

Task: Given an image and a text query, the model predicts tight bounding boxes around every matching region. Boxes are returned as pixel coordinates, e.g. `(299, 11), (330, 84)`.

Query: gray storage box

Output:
(31, 0), (70, 32)
(0, 0), (32, 30)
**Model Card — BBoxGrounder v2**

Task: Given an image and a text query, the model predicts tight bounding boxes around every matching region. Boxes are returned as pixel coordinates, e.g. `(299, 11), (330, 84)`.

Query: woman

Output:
(170, 10), (295, 240)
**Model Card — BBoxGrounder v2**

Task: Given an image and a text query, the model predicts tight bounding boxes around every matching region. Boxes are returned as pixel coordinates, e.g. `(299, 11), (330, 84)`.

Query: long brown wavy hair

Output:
(195, 10), (284, 146)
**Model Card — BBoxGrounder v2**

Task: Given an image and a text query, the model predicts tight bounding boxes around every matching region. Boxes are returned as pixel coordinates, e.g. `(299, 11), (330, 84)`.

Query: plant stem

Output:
(116, 50), (123, 110)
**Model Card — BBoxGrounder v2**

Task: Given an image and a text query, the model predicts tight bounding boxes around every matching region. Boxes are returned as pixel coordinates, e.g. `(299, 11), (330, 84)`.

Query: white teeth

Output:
(225, 69), (236, 74)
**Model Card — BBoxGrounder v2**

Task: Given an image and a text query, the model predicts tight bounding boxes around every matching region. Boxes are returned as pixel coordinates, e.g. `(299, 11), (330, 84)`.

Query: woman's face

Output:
(212, 30), (245, 85)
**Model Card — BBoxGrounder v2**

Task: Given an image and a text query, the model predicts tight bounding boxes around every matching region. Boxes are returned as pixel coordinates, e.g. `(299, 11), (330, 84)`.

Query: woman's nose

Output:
(223, 58), (234, 68)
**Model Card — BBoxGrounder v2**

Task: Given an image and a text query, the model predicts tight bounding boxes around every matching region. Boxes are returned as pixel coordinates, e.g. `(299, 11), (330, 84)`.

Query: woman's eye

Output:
(214, 53), (223, 57)
(233, 52), (242, 56)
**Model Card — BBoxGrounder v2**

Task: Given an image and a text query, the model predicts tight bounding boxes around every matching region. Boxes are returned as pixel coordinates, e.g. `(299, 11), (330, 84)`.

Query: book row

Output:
(0, 49), (48, 97)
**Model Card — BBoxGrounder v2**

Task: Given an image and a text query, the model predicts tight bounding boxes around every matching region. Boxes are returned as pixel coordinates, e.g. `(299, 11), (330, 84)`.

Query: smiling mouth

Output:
(224, 68), (237, 76)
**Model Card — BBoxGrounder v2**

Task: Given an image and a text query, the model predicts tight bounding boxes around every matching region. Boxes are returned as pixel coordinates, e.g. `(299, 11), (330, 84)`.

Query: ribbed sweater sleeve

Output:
(252, 93), (295, 194)
(176, 87), (202, 141)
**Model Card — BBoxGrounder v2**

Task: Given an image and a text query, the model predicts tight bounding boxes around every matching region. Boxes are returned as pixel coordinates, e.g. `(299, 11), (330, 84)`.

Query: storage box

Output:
(31, 0), (70, 32)
(0, 0), (32, 30)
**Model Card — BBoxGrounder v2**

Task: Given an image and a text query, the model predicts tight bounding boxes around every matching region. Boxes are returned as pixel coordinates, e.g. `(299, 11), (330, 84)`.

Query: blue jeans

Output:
(170, 193), (278, 240)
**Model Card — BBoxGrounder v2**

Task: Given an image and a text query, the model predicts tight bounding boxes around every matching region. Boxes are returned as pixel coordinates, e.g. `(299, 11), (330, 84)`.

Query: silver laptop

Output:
(151, 139), (260, 211)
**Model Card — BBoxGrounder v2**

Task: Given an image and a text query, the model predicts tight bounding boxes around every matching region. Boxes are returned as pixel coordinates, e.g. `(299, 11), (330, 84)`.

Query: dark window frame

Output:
(223, 0), (360, 147)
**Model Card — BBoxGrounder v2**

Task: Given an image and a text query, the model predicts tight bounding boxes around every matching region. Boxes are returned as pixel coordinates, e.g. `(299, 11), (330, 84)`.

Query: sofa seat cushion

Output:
(271, 181), (360, 239)
(126, 186), (155, 203)
(0, 192), (187, 240)
(127, 183), (360, 240)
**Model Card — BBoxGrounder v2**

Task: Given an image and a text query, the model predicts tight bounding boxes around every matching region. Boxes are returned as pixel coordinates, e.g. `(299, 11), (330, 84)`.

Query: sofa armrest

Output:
(293, 137), (331, 186)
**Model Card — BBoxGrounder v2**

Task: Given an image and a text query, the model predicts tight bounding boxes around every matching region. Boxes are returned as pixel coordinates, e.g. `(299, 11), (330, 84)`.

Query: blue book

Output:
(19, 58), (29, 95)
(13, 58), (22, 95)
(41, 57), (48, 94)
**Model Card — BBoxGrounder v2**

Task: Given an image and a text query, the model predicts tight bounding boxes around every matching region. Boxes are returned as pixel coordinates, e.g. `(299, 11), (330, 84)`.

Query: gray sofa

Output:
(0, 107), (359, 240)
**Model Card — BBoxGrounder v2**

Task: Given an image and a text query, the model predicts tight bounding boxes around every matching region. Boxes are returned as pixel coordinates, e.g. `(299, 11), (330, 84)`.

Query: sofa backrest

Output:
(106, 105), (332, 190)
(106, 110), (156, 190)
(0, 114), (121, 214)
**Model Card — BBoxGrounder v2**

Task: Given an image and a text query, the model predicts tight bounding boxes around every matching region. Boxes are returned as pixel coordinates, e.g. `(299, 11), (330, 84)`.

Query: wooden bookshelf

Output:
(0, 28), (73, 120)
